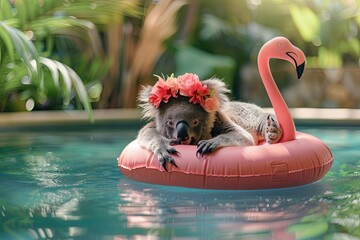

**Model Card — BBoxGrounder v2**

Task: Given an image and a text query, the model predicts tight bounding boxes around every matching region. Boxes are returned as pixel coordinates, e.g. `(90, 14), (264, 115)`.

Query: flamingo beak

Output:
(286, 51), (305, 79)
(296, 62), (305, 79)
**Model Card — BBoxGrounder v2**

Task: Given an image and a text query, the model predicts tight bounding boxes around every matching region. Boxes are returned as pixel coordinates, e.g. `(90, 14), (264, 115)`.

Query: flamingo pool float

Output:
(258, 36), (306, 142)
(118, 37), (334, 190)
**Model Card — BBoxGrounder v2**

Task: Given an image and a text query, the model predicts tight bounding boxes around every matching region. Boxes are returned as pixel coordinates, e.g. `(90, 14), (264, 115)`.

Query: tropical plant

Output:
(0, 21), (92, 117)
(0, 0), (143, 115)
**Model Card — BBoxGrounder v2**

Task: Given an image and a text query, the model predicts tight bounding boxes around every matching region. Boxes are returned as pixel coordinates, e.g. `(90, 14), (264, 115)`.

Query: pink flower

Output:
(148, 73), (220, 112)
(149, 78), (170, 108)
(201, 96), (220, 112)
(165, 76), (179, 98)
(178, 73), (209, 104)
(149, 76), (179, 108)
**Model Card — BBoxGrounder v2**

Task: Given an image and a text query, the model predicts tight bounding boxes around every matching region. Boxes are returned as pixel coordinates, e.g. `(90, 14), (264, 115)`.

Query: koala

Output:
(137, 74), (283, 171)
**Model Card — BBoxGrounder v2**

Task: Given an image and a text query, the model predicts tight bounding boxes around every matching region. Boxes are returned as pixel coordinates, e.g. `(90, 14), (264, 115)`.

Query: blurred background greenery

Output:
(1, 0), (360, 114)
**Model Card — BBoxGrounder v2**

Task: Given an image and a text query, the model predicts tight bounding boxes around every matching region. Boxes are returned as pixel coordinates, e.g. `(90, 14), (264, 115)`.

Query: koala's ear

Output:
(138, 85), (157, 119)
(202, 78), (230, 106)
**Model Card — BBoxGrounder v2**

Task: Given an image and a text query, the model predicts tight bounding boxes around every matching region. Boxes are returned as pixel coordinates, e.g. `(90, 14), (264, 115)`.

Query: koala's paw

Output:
(265, 114), (283, 144)
(153, 143), (179, 172)
(197, 139), (220, 157)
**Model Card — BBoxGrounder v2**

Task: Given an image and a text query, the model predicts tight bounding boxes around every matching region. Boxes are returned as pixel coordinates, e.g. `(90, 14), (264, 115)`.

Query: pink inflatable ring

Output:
(118, 132), (333, 189)
(117, 37), (334, 190)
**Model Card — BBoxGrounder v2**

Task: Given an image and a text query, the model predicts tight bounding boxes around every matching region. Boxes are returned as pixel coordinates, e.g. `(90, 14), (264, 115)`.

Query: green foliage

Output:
(0, 20), (93, 119)
(188, 0), (360, 70)
(0, 21), (41, 110)
(38, 57), (93, 114)
(289, 3), (320, 42)
(287, 0), (360, 68)
(0, 0), (143, 115)
(175, 45), (236, 90)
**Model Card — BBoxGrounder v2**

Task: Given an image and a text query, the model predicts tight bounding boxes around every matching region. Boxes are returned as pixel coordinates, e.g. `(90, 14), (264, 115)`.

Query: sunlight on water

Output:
(0, 126), (359, 239)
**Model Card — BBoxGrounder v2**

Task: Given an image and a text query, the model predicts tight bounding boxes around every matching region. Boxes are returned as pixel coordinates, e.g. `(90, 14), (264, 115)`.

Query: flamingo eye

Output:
(192, 119), (199, 126)
(277, 43), (282, 48)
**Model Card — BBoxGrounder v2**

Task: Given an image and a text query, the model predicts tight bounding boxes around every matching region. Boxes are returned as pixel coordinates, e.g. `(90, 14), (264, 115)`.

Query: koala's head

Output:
(138, 75), (230, 145)
(156, 95), (212, 144)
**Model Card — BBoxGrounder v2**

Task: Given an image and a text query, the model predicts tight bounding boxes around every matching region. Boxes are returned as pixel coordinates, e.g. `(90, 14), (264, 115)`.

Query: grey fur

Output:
(137, 78), (282, 171)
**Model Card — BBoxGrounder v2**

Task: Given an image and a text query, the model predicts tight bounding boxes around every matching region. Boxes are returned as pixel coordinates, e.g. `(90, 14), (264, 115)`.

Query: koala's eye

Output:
(167, 120), (174, 127)
(192, 118), (199, 126)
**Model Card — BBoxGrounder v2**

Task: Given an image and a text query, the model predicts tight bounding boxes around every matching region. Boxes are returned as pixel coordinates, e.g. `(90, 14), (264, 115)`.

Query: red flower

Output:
(148, 73), (219, 112)
(149, 76), (179, 108)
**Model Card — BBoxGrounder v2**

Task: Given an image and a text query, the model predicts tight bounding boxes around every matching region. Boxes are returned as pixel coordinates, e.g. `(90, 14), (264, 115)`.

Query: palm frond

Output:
(33, 57), (93, 121)
(12, 0), (56, 24)
(53, 0), (143, 24)
(0, 22), (16, 61)
(1, 0), (145, 112)
(1, 64), (29, 93)
(66, 66), (93, 121)
(0, 20), (92, 117)
(29, 16), (104, 58)
(53, 60), (72, 105)
(0, 21), (41, 82)
(0, 0), (13, 21)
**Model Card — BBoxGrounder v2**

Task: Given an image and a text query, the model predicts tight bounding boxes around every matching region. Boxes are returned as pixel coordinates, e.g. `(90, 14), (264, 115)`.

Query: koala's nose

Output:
(176, 121), (189, 141)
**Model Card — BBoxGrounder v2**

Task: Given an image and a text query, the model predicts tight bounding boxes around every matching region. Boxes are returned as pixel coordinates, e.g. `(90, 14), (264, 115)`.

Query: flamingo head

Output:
(261, 36), (306, 79)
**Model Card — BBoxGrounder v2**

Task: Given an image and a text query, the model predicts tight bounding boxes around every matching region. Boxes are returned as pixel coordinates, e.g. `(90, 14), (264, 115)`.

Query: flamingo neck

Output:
(257, 54), (296, 142)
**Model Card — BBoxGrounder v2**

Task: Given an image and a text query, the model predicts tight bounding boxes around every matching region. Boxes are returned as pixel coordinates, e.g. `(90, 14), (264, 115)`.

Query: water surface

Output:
(0, 126), (359, 239)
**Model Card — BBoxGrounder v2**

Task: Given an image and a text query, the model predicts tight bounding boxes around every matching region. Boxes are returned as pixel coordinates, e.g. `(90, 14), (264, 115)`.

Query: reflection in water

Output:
(117, 179), (330, 239)
(22, 151), (87, 239)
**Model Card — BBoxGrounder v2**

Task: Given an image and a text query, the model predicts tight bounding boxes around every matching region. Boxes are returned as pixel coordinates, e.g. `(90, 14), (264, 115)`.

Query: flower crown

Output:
(149, 73), (220, 112)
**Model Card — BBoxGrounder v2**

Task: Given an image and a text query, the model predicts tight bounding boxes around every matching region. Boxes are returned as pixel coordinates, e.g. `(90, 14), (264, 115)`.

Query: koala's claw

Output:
(167, 147), (180, 155)
(195, 150), (204, 158)
(158, 158), (168, 172)
(197, 140), (218, 157)
(158, 155), (178, 172)
(168, 158), (178, 168)
(265, 115), (283, 144)
(155, 146), (179, 171)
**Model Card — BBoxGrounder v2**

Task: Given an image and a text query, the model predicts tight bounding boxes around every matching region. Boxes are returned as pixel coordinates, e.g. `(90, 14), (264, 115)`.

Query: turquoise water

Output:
(0, 125), (359, 239)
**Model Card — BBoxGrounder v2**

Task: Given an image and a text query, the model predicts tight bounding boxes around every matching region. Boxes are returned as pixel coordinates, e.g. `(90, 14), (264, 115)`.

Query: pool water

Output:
(0, 126), (359, 239)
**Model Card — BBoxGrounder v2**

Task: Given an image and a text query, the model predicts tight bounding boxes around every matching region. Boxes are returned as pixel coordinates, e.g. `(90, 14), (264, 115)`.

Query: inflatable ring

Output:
(118, 37), (334, 189)
(118, 132), (333, 190)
